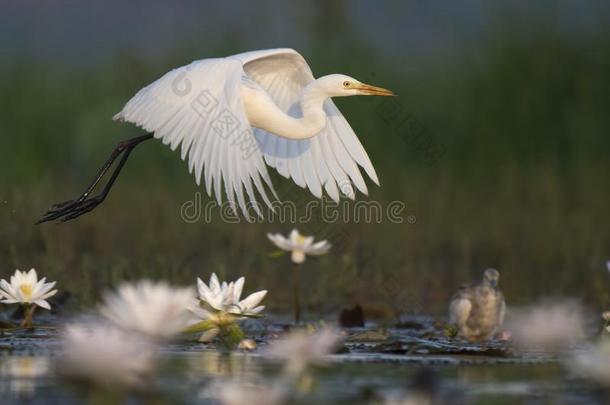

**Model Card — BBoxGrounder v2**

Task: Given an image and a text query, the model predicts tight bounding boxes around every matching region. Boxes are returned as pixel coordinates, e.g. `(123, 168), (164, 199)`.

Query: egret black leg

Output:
(37, 133), (154, 224)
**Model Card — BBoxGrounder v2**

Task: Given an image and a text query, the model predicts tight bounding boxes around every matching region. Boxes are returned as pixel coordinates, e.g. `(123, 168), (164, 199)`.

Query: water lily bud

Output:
(267, 229), (331, 264)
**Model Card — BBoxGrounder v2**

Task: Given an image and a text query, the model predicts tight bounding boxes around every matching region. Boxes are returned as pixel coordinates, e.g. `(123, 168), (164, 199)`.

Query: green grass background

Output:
(1, 3), (609, 320)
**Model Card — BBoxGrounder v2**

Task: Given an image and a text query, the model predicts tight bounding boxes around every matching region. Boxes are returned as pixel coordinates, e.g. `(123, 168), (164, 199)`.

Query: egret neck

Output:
(242, 78), (329, 140)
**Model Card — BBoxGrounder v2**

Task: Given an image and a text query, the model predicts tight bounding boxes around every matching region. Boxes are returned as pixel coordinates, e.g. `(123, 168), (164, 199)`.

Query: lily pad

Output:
(366, 336), (514, 358)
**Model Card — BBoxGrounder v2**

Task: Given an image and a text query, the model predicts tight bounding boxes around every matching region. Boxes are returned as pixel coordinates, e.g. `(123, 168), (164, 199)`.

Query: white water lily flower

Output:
(267, 229), (331, 264)
(100, 280), (194, 340)
(188, 273), (266, 344)
(266, 328), (341, 376)
(0, 269), (57, 310)
(58, 323), (156, 389)
(192, 273), (267, 319)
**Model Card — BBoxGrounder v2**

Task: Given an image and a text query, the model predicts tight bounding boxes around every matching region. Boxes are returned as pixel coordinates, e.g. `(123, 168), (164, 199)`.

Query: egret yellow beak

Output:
(355, 83), (396, 96)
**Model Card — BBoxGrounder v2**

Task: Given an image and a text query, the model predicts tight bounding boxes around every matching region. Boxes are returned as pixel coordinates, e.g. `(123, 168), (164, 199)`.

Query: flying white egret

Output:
(39, 48), (394, 223)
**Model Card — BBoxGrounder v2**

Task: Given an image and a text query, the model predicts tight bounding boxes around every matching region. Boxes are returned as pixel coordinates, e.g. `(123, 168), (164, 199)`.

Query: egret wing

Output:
(113, 58), (274, 219)
(236, 48), (379, 201)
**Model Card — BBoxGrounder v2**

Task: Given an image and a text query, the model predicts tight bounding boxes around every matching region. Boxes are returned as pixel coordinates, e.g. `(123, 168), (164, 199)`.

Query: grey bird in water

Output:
(449, 268), (506, 342)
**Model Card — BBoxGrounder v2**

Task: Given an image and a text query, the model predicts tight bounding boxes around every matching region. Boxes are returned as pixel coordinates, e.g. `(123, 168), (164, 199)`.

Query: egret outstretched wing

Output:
(237, 49), (379, 201)
(114, 57), (274, 218)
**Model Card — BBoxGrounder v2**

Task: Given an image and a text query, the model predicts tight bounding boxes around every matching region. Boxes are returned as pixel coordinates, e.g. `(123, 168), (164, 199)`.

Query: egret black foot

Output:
(37, 197), (103, 224)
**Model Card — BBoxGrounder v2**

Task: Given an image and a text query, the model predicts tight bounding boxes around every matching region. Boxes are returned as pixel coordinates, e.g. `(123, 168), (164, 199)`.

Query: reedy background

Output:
(1, 0), (609, 319)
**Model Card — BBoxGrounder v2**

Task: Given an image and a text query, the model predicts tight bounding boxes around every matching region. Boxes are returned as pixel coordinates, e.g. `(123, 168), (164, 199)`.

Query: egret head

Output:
(316, 74), (395, 98)
(482, 268), (500, 288)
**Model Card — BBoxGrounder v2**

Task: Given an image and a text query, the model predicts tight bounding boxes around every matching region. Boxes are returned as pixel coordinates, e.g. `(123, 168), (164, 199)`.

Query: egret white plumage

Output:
(39, 48), (394, 223)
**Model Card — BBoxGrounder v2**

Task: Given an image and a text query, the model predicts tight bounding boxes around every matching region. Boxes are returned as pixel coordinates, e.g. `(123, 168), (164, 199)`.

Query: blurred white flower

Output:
(267, 229), (330, 264)
(193, 273), (266, 318)
(100, 280), (194, 340)
(0, 269), (57, 310)
(267, 328), (341, 376)
(58, 323), (156, 389)
(606, 261), (610, 273)
(507, 300), (585, 351)
(572, 340), (610, 386)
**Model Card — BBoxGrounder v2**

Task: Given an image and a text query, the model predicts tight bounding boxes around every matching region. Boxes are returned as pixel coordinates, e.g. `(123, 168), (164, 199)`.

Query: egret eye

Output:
(343, 81), (350, 88)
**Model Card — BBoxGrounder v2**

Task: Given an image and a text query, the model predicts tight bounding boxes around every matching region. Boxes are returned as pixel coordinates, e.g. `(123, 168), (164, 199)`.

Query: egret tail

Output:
(37, 133), (153, 224)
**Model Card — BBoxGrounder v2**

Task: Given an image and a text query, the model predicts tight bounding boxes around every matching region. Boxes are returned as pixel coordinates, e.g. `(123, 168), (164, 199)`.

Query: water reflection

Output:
(0, 356), (52, 396)
(0, 347), (602, 404)
(184, 350), (263, 379)
(178, 350), (276, 404)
